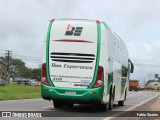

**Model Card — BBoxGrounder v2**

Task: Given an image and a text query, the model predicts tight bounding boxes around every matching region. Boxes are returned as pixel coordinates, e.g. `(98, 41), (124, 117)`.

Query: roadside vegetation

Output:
(0, 57), (41, 82)
(151, 90), (160, 92)
(0, 84), (41, 101)
(144, 89), (160, 92)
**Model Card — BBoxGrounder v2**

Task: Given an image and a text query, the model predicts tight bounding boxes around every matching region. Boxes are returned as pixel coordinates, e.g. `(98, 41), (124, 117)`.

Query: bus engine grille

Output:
(50, 52), (95, 63)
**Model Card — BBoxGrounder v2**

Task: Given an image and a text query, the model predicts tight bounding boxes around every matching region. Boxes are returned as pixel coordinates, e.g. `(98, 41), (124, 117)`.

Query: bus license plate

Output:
(65, 91), (76, 95)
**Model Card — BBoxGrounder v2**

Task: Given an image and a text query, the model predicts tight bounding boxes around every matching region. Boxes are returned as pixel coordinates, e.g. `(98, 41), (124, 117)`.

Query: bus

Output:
(41, 19), (134, 111)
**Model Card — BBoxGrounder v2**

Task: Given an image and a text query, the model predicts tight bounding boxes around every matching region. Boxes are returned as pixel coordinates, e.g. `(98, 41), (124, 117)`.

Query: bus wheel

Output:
(105, 104), (108, 112)
(99, 104), (108, 112)
(118, 101), (124, 106)
(66, 103), (74, 108)
(108, 92), (113, 110)
(118, 90), (126, 106)
(53, 100), (65, 108)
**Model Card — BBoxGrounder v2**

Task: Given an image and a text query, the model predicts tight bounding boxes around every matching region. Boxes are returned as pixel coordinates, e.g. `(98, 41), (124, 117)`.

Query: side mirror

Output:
(129, 59), (134, 73)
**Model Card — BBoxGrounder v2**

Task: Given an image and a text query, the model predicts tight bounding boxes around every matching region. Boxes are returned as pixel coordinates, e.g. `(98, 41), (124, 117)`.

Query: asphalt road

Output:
(0, 91), (158, 120)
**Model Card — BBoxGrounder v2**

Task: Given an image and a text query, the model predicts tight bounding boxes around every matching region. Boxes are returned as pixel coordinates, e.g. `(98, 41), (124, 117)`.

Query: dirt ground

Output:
(110, 93), (160, 120)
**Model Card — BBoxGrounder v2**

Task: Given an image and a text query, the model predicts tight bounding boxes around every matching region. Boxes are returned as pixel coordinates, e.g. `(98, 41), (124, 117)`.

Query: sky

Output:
(0, 0), (160, 82)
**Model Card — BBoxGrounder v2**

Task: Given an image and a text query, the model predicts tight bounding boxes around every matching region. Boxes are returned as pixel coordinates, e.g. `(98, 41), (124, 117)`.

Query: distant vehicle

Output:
(155, 83), (160, 90)
(30, 79), (37, 86)
(41, 19), (134, 111)
(34, 81), (41, 87)
(156, 86), (160, 90)
(129, 80), (139, 91)
(0, 79), (6, 86)
(146, 82), (160, 90)
(21, 79), (30, 85)
(14, 78), (37, 86)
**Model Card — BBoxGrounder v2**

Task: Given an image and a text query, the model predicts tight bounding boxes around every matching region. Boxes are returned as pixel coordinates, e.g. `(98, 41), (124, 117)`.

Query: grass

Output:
(149, 90), (160, 92)
(144, 90), (160, 92)
(0, 84), (41, 101)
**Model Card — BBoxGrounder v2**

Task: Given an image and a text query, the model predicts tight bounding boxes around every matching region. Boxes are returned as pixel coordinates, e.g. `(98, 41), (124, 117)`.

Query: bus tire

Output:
(66, 103), (74, 108)
(53, 101), (64, 108)
(105, 104), (109, 112)
(99, 103), (108, 112)
(118, 101), (124, 106)
(108, 92), (113, 110)
(118, 90), (126, 106)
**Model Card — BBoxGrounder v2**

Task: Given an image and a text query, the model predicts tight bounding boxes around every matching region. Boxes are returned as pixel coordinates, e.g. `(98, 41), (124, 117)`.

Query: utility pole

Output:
(5, 50), (12, 83)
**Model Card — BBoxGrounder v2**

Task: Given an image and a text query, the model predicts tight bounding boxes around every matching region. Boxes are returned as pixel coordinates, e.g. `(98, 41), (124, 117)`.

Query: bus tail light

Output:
(92, 66), (104, 88)
(41, 63), (50, 86)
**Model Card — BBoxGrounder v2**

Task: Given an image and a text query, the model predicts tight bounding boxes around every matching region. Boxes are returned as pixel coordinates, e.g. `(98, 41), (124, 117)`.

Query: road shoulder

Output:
(108, 93), (160, 120)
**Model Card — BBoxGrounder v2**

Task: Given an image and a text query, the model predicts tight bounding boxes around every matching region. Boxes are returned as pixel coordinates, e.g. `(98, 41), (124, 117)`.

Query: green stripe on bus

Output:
(46, 21), (54, 86)
(101, 22), (107, 29)
(88, 22), (101, 88)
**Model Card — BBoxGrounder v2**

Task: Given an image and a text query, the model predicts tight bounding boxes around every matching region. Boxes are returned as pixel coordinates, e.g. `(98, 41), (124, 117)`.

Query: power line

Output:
(5, 50), (12, 83)
(131, 59), (160, 63)
(133, 63), (160, 67)
(13, 54), (41, 59)
(131, 58), (160, 67)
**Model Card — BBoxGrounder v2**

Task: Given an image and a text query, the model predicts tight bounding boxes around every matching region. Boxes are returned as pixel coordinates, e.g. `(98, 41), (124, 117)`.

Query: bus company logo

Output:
(65, 24), (83, 36)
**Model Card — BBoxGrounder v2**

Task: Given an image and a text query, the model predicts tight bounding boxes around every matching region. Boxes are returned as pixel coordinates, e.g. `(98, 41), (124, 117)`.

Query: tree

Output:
(0, 57), (7, 80)
(12, 59), (41, 80)
(0, 56), (41, 81)
(31, 68), (41, 81)
(11, 59), (41, 80)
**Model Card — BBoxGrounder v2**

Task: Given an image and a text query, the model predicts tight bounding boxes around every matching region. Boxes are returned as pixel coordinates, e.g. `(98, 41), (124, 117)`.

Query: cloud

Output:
(128, 40), (160, 81)
(110, 0), (160, 31)
(128, 42), (152, 60)
(0, 0), (159, 82)
(128, 40), (160, 60)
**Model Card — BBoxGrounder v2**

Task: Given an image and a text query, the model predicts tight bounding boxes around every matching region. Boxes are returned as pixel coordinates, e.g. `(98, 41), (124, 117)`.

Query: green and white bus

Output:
(41, 19), (134, 111)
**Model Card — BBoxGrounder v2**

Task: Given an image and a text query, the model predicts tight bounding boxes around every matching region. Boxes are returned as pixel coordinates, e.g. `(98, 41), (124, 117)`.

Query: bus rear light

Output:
(41, 77), (50, 86)
(41, 63), (50, 86)
(42, 63), (46, 77)
(97, 80), (103, 85)
(50, 19), (55, 23)
(96, 20), (100, 24)
(92, 66), (104, 88)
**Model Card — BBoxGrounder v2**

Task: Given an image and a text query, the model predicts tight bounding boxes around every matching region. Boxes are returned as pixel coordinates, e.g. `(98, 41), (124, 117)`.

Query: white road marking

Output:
(0, 98), (42, 102)
(42, 106), (54, 109)
(126, 93), (158, 111)
(103, 93), (159, 120)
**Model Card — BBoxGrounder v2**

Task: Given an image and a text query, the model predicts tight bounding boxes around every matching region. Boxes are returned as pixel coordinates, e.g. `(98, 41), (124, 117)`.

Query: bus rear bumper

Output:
(41, 84), (104, 104)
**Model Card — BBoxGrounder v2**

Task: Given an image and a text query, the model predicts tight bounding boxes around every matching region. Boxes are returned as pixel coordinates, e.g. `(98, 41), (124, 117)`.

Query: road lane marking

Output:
(125, 93), (158, 111)
(0, 98), (42, 102)
(42, 106), (54, 109)
(103, 93), (159, 120)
